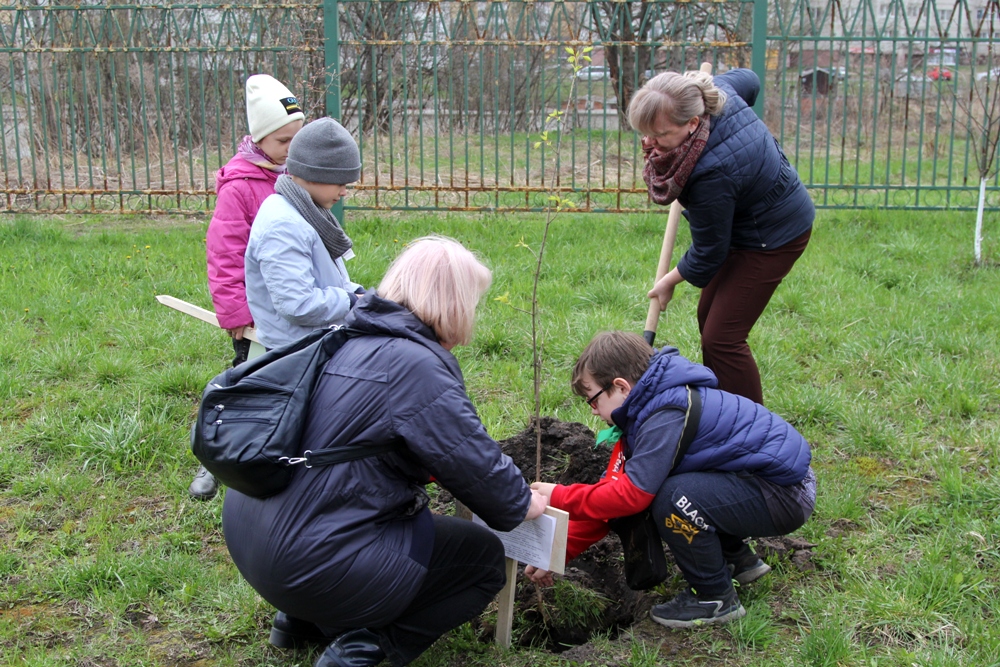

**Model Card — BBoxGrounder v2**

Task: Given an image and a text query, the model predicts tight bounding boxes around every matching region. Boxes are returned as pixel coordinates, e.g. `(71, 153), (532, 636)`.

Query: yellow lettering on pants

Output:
(664, 514), (701, 544)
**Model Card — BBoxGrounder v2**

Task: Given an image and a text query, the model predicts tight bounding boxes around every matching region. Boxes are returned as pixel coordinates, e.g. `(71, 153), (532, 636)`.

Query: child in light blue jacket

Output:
(244, 118), (365, 350)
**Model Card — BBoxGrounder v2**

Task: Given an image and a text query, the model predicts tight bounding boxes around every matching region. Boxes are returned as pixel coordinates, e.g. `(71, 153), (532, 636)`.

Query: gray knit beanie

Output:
(285, 117), (361, 184)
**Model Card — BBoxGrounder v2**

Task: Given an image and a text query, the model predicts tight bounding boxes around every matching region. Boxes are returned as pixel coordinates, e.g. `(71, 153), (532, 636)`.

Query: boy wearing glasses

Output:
(528, 331), (816, 629)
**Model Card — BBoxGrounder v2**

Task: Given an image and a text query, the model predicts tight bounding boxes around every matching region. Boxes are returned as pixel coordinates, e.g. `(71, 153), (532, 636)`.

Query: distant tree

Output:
(587, 1), (750, 127)
(960, 7), (1000, 266)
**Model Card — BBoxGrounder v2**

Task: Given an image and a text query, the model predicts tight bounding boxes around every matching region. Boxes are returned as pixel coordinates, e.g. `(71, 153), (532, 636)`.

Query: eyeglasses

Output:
(584, 386), (608, 408)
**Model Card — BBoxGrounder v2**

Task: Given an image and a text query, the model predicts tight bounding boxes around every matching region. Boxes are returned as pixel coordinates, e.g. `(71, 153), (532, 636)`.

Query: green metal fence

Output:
(769, 0), (1000, 210)
(0, 1), (327, 212)
(1, 0), (999, 214)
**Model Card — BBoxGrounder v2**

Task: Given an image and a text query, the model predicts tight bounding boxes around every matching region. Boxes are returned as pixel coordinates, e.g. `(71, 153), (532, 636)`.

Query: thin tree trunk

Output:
(976, 177), (986, 266)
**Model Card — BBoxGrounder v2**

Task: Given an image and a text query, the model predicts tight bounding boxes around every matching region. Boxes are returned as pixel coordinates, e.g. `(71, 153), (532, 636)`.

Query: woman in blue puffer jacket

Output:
(222, 237), (547, 667)
(633, 69), (814, 405)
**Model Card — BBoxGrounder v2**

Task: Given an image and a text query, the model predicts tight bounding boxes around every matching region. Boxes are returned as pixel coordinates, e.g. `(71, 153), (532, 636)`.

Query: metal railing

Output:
(0, 1), (327, 212)
(1, 0), (998, 214)
(769, 0), (1000, 210)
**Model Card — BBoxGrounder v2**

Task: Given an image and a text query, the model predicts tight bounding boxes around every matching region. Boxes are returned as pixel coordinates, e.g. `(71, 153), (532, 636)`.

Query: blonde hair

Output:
(627, 70), (727, 135)
(377, 236), (492, 347)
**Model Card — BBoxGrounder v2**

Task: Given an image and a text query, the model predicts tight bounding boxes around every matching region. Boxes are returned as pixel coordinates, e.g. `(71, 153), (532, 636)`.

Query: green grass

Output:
(1, 208), (1000, 666)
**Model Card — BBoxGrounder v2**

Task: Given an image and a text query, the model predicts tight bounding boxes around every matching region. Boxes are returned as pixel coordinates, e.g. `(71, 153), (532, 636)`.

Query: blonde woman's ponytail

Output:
(628, 69), (729, 133)
(684, 70), (727, 116)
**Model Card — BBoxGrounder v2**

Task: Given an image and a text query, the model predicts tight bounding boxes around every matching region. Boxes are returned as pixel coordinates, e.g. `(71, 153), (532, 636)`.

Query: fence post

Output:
(751, 0), (768, 119)
(324, 0), (342, 120)
(323, 0), (346, 221)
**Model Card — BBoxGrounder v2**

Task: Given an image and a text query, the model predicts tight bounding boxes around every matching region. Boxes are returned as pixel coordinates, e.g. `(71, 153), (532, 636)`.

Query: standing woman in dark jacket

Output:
(222, 237), (548, 667)
(634, 68), (814, 404)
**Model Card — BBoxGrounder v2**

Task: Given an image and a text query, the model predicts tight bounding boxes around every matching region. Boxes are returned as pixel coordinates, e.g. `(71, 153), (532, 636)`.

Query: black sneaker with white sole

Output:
(650, 587), (746, 628)
(724, 543), (772, 585)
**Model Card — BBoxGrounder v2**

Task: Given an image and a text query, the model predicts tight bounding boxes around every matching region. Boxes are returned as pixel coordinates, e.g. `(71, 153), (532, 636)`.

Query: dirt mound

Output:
(496, 417), (651, 650)
(499, 416), (607, 485)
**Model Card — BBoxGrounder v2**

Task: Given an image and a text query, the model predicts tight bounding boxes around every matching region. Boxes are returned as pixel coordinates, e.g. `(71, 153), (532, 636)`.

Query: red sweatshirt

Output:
(549, 437), (656, 561)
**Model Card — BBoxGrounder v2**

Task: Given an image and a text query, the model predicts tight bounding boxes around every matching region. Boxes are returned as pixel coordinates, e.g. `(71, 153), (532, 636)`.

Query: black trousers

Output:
(376, 515), (507, 666)
(232, 336), (252, 367)
(650, 471), (781, 598)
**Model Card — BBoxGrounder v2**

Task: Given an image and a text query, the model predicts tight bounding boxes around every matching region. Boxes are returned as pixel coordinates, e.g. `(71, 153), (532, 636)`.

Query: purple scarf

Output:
(237, 135), (286, 173)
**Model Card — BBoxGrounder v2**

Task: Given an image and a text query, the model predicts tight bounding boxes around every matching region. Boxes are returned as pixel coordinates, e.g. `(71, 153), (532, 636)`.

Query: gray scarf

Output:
(274, 173), (352, 261)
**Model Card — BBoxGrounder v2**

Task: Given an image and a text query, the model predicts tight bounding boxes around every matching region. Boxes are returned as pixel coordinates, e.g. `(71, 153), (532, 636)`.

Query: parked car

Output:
(575, 65), (610, 81)
(896, 67), (955, 86)
(927, 67), (952, 81)
(976, 67), (1000, 82)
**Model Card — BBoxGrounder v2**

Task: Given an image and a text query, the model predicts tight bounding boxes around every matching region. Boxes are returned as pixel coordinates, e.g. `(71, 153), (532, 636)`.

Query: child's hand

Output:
(530, 482), (556, 499)
(524, 565), (554, 587)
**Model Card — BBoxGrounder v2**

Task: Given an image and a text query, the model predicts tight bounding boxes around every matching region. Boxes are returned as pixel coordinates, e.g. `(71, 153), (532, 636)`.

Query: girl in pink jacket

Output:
(192, 74), (305, 501)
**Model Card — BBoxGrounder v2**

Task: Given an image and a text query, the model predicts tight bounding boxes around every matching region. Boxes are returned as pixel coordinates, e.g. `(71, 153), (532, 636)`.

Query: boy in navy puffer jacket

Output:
(528, 331), (816, 629)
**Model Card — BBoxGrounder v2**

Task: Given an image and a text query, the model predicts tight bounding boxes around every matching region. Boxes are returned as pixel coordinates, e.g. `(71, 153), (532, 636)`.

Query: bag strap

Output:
(669, 385), (702, 473)
(277, 328), (405, 470)
(280, 441), (404, 468)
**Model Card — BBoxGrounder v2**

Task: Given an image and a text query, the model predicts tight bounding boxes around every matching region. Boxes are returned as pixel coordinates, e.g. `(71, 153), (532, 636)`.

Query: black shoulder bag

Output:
(191, 326), (402, 499)
(607, 385), (703, 591)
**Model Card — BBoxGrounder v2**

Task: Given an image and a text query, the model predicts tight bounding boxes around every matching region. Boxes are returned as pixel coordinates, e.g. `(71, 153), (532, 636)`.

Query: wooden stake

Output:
(494, 557), (519, 648)
(155, 294), (259, 343)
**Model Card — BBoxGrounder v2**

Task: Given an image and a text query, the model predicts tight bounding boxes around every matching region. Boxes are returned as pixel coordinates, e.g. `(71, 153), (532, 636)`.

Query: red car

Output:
(928, 67), (953, 81)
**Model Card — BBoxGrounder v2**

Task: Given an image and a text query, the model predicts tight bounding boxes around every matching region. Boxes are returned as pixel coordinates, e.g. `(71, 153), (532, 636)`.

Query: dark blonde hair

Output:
(627, 70), (727, 135)
(378, 236), (492, 347)
(571, 331), (654, 396)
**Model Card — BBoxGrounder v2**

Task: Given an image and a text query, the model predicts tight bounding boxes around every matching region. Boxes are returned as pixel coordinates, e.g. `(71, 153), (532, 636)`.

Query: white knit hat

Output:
(245, 74), (305, 142)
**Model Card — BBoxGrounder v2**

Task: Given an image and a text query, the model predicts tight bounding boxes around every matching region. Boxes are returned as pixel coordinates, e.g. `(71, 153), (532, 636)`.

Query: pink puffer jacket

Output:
(206, 155), (279, 329)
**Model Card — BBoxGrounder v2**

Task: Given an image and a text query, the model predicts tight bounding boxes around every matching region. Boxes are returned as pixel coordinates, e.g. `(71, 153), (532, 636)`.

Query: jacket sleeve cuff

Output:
(216, 304), (254, 330)
(676, 254), (711, 289)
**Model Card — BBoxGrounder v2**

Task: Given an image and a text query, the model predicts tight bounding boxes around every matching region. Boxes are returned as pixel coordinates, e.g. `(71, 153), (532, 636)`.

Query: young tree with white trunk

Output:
(963, 64), (1000, 266)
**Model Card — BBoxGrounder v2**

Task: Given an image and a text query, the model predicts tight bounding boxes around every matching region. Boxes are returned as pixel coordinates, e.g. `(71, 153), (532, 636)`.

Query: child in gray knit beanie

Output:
(276, 117), (362, 261)
(244, 118), (367, 351)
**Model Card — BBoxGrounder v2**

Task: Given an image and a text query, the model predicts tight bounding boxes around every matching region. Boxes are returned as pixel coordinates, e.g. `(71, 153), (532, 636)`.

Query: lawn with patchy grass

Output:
(1, 209), (999, 666)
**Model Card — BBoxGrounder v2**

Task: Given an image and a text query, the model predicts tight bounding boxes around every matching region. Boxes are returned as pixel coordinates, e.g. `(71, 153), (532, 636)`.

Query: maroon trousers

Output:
(697, 230), (811, 405)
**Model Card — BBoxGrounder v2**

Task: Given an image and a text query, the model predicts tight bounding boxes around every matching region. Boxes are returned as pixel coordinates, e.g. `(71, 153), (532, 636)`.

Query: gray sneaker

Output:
(725, 544), (771, 585)
(650, 588), (746, 629)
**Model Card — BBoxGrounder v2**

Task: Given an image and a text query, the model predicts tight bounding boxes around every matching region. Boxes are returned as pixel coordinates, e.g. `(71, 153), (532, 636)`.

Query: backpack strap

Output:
(669, 385), (702, 473)
(277, 328), (405, 469)
(283, 441), (405, 468)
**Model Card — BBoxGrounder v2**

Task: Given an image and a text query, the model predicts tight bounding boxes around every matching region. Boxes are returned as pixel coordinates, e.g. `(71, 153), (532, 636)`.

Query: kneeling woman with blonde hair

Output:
(222, 237), (547, 667)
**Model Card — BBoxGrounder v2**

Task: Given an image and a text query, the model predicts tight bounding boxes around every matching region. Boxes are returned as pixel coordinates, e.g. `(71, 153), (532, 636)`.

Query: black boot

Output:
(269, 611), (334, 649)
(314, 628), (385, 667)
(188, 465), (218, 500)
